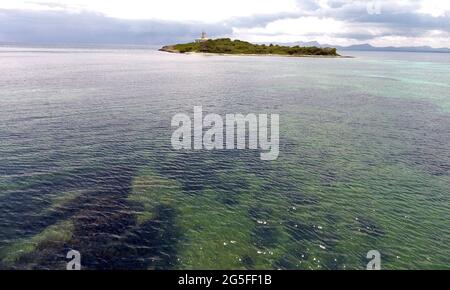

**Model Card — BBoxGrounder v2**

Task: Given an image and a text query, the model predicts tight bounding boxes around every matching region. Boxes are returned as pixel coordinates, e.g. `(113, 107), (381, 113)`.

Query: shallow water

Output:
(0, 47), (449, 269)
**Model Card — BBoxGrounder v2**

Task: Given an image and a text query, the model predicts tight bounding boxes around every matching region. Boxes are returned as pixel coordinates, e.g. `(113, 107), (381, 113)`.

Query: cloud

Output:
(0, 0), (450, 47)
(0, 0), (300, 22)
(0, 9), (231, 44)
(228, 0), (450, 46)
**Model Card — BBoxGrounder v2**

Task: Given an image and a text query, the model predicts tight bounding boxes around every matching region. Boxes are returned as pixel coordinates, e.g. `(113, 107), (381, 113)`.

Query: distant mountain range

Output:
(275, 41), (450, 53)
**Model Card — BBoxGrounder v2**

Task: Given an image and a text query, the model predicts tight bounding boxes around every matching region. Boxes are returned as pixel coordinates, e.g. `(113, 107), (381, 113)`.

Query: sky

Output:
(1, 0), (450, 47)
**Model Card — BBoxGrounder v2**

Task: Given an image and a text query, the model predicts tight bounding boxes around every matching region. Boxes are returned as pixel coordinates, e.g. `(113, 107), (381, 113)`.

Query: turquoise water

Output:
(0, 47), (449, 269)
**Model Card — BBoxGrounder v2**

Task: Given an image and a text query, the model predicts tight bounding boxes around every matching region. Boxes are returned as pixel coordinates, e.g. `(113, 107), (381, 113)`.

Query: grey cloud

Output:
(0, 9), (232, 44)
(225, 12), (306, 28)
(295, 0), (321, 10)
(320, 2), (450, 32)
(225, 0), (450, 44)
(326, 0), (348, 9)
(1, 0), (450, 46)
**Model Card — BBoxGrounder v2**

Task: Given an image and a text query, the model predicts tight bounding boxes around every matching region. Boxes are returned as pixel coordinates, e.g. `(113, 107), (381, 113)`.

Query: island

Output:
(159, 38), (341, 57)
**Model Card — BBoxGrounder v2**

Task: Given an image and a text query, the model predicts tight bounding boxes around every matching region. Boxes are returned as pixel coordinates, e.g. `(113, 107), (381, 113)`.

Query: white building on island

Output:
(195, 31), (209, 43)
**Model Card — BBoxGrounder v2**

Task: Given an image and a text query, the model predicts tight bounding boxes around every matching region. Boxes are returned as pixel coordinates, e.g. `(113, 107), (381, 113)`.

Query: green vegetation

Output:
(160, 38), (339, 56)
(0, 220), (74, 266)
(44, 190), (84, 214)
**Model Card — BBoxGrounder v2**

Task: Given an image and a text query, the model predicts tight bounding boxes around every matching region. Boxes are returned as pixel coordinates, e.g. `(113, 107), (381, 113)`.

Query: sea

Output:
(0, 46), (449, 269)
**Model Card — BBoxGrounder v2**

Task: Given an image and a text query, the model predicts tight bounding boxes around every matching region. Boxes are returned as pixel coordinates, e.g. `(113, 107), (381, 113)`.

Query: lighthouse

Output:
(195, 31), (209, 43)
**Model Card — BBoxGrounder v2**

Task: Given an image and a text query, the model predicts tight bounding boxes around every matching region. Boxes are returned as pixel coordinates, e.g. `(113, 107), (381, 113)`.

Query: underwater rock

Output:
(248, 206), (273, 222)
(286, 220), (321, 242)
(252, 225), (280, 248)
(283, 191), (320, 206)
(354, 217), (385, 238)
(240, 255), (255, 269)
(0, 219), (74, 269)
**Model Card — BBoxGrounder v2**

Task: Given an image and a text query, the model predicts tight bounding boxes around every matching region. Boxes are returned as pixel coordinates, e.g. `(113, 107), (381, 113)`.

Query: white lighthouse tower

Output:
(195, 31), (209, 43)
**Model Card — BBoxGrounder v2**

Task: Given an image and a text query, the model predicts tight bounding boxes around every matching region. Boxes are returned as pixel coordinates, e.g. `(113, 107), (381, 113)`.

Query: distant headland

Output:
(159, 33), (342, 58)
